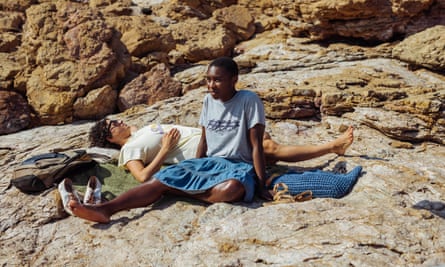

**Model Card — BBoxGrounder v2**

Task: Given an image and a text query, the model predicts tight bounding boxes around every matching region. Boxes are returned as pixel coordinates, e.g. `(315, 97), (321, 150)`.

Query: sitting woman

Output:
(89, 119), (354, 183)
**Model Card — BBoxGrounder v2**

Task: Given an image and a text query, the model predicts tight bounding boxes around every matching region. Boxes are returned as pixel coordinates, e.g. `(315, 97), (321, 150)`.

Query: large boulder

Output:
(20, 2), (130, 125)
(233, 33), (445, 144)
(118, 63), (183, 111)
(244, 0), (436, 41)
(213, 5), (256, 41)
(106, 16), (175, 57)
(0, 0), (36, 12)
(2, 0), (444, 133)
(0, 90), (30, 134)
(0, 11), (24, 52)
(392, 25), (445, 71)
(167, 5), (255, 63)
(168, 18), (237, 63)
(0, 53), (23, 90)
(145, 0), (236, 20)
(73, 85), (118, 120)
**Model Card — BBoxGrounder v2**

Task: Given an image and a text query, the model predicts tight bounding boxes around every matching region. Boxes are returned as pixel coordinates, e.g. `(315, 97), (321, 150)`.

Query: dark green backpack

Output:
(11, 149), (94, 193)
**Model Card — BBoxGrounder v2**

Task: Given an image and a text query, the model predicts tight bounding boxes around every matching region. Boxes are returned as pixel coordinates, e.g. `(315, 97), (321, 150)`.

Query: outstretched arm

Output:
(126, 128), (180, 182)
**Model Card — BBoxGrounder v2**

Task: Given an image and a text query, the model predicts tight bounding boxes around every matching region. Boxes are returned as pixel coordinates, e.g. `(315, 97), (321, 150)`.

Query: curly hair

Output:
(89, 119), (120, 149)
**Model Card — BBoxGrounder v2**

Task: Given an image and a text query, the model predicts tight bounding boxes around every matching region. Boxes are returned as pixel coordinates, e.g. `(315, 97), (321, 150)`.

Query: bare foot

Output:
(331, 126), (354, 155)
(69, 200), (110, 223)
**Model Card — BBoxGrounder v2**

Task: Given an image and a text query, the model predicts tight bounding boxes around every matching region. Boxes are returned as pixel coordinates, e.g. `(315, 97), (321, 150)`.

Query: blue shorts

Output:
(153, 157), (256, 202)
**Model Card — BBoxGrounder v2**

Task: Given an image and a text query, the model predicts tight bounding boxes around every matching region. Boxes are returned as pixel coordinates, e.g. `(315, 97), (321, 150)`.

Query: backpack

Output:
(11, 149), (94, 193)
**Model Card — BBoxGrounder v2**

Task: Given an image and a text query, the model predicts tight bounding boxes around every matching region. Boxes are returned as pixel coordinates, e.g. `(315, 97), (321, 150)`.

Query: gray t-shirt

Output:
(199, 90), (266, 163)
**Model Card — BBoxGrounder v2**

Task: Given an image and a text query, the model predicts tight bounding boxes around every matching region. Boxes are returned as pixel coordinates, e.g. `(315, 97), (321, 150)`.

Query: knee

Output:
(263, 139), (279, 154)
(215, 179), (245, 202)
(148, 179), (170, 192)
(263, 140), (279, 165)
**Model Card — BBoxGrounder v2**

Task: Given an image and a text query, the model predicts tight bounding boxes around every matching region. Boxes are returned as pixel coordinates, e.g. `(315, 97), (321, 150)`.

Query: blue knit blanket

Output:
(269, 166), (362, 198)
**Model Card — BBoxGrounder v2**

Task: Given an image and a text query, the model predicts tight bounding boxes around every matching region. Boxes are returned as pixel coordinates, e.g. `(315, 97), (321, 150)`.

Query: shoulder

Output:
(237, 90), (257, 96)
(238, 90), (260, 99)
(236, 90), (262, 104)
(203, 93), (211, 101)
(125, 127), (151, 144)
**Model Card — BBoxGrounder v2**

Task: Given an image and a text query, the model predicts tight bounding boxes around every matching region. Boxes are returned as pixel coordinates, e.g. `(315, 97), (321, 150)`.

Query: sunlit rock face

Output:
(0, 1), (445, 266)
(1, 0), (444, 133)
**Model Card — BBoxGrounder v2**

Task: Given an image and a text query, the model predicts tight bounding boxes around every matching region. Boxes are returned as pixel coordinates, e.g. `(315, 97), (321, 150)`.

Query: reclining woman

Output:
(89, 118), (354, 183)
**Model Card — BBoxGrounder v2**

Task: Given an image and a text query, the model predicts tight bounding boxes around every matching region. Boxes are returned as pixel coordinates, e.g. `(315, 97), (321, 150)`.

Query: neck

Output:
(221, 89), (237, 102)
(121, 126), (138, 145)
(113, 126), (138, 147)
(115, 138), (128, 147)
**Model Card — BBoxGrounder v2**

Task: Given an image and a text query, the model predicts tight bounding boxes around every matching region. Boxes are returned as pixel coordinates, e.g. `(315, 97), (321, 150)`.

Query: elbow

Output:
(132, 171), (148, 183)
(140, 173), (154, 183)
(135, 175), (145, 183)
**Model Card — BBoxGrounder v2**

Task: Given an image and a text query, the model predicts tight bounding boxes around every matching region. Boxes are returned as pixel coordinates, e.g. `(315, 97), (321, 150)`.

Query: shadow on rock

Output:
(413, 200), (445, 219)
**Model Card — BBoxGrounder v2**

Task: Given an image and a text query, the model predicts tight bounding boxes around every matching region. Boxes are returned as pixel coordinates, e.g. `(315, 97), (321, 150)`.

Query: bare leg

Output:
(193, 179), (245, 203)
(263, 126), (354, 163)
(155, 179), (245, 203)
(69, 179), (245, 223)
(69, 179), (170, 223)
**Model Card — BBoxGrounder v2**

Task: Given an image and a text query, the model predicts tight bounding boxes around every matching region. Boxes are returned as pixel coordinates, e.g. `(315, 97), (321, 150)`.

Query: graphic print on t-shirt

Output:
(207, 119), (240, 133)
(148, 123), (164, 134)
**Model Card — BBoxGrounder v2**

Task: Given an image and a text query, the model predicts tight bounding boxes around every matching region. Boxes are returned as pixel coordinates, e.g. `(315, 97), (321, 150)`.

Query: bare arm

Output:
(126, 128), (180, 182)
(249, 124), (271, 200)
(195, 126), (207, 158)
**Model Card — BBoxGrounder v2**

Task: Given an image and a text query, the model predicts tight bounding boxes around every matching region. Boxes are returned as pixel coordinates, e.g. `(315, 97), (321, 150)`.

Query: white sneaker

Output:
(83, 176), (102, 205)
(58, 178), (81, 216)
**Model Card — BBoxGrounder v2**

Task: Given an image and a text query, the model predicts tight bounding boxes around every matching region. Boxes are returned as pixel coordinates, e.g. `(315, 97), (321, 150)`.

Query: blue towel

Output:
(270, 166), (362, 198)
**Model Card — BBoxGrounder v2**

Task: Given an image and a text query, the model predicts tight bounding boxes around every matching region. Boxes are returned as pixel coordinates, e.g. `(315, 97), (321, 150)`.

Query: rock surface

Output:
(1, 93), (445, 266)
(0, 90), (31, 134)
(1, 0), (445, 266)
(1, 0), (445, 132)
(117, 63), (183, 111)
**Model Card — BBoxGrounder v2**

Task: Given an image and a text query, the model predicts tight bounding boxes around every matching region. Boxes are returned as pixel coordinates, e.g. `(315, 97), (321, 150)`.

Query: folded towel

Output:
(269, 166), (362, 198)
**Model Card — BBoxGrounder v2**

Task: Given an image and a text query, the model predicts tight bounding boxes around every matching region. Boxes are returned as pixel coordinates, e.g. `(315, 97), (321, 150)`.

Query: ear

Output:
(232, 75), (238, 86)
(106, 135), (115, 144)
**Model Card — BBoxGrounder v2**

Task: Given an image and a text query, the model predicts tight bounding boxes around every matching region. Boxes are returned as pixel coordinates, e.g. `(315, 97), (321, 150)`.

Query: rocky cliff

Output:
(1, 0), (445, 266)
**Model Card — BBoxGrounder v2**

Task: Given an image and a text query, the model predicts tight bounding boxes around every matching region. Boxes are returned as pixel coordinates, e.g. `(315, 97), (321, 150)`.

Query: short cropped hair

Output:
(208, 57), (239, 77)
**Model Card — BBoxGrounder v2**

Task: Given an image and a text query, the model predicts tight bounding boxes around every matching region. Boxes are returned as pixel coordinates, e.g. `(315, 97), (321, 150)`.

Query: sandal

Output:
(294, 190), (313, 202)
(83, 176), (102, 205)
(57, 178), (81, 216)
(263, 183), (313, 206)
